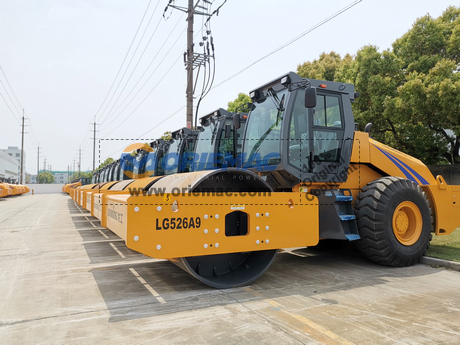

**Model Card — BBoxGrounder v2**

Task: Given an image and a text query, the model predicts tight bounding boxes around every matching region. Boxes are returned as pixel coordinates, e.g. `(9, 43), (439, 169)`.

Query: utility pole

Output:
(43, 157), (47, 172)
(37, 144), (40, 184)
(20, 110), (25, 184)
(166, 1), (216, 128)
(78, 147), (81, 178)
(73, 159), (76, 180)
(67, 164), (70, 183)
(92, 116), (97, 172)
(186, 0), (194, 129)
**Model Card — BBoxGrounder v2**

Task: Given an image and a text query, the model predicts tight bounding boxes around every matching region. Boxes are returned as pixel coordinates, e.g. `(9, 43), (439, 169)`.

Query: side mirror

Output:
(233, 114), (241, 130)
(225, 124), (232, 138)
(305, 87), (317, 108)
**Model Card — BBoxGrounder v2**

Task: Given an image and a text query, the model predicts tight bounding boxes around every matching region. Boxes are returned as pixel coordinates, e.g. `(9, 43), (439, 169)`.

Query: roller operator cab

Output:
(242, 72), (356, 187)
(117, 109), (246, 181)
(192, 108), (247, 170)
(158, 127), (199, 175)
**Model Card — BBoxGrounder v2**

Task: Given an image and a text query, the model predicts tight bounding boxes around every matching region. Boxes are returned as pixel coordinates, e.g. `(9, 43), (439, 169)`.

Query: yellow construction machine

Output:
(0, 180), (29, 197)
(95, 72), (459, 288)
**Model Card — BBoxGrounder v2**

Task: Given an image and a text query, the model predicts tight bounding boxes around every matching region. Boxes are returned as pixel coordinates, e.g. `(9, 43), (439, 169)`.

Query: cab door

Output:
(309, 92), (345, 177)
(286, 89), (349, 183)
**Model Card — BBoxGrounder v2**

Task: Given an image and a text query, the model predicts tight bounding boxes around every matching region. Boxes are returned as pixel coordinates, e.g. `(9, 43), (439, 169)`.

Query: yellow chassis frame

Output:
(103, 192), (319, 259)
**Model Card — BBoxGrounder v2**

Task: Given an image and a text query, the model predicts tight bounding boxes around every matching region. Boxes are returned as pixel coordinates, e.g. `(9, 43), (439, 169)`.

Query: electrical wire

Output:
(99, 13), (184, 126)
(0, 65), (23, 109)
(100, 105), (185, 161)
(94, 0), (153, 122)
(0, 80), (22, 117)
(194, 11), (217, 126)
(211, 0), (362, 90)
(102, 50), (184, 137)
(100, 25), (186, 134)
(0, 64), (45, 174)
(100, 6), (215, 136)
(0, 93), (20, 123)
(99, 0), (162, 125)
(74, 0), (156, 165)
(100, 14), (164, 125)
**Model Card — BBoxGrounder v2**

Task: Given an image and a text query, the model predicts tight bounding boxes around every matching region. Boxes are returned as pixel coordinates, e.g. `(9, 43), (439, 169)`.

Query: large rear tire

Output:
(355, 177), (433, 266)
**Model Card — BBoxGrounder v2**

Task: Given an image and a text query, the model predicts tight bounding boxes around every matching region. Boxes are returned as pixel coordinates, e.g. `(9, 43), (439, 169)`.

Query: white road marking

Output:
(109, 242), (126, 258)
(89, 222), (96, 228)
(129, 268), (166, 304)
(98, 230), (109, 239)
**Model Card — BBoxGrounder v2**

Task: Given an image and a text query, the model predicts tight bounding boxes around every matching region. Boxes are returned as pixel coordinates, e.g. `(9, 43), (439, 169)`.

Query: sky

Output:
(0, 0), (457, 174)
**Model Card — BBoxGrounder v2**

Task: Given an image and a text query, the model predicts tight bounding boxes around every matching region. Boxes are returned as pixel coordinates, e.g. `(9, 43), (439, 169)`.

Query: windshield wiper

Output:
(267, 88), (285, 112)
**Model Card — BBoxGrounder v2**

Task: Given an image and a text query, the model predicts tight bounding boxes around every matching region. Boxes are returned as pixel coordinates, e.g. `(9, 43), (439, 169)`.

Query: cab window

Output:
(313, 94), (341, 127)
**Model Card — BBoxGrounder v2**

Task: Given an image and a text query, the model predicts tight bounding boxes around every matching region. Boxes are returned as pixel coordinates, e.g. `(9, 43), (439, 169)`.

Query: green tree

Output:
(297, 51), (353, 81)
(160, 132), (172, 141)
(38, 171), (55, 184)
(96, 157), (114, 170)
(69, 171), (93, 181)
(227, 93), (251, 112)
(296, 6), (460, 164)
(86, 157), (115, 180)
(393, 7), (460, 74)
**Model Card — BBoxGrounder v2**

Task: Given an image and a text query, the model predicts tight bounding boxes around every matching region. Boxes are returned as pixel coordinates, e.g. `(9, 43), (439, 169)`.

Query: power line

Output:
(0, 65), (43, 172)
(101, 49), (184, 137)
(211, 0), (362, 90)
(0, 65), (23, 109)
(100, 13), (185, 127)
(94, 0), (154, 122)
(98, 0), (162, 125)
(0, 93), (20, 123)
(101, 105), (185, 161)
(99, 7), (213, 135)
(26, 117), (39, 147)
(99, 1), (359, 159)
(99, 18), (209, 134)
(99, 1), (164, 126)
(79, 123), (92, 147)
(100, 26), (186, 133)
(0, 80), (22, 116)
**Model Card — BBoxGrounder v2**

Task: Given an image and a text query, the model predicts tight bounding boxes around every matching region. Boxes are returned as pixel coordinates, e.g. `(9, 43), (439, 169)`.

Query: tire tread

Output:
(355, 177), (433, 267)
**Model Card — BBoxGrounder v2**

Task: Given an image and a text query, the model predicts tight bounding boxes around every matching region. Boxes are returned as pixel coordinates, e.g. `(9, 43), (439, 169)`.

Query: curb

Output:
(421, 256), (460, 272)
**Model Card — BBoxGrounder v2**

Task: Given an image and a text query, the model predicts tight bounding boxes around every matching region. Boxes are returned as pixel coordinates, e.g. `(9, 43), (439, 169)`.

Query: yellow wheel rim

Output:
(392, 201), (423, 246)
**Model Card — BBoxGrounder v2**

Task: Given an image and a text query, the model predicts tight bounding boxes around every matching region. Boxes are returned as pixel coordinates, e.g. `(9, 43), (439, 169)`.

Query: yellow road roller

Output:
(97, 72), (460, 288)
(0, 183), (7, 198)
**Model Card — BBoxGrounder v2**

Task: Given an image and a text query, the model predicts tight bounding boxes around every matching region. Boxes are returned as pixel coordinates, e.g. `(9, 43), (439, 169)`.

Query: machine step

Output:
(339, 214), (356, 221)
(345, 234), (361, 241)
(336, 195), (353, 202)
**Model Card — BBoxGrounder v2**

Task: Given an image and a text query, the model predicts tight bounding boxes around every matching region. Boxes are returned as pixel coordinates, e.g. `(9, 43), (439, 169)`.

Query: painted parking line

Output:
(267, 300), (355, 345)
(98, 230), (109, 239)
(129, 268), (166, 304)
(109, 242), (126, 258)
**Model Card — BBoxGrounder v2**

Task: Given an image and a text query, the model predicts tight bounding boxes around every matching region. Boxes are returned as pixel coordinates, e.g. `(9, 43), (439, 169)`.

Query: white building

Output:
(0, 150), (19, 182)
(52, 172), (69, 184)
(1, 146), (26, 183)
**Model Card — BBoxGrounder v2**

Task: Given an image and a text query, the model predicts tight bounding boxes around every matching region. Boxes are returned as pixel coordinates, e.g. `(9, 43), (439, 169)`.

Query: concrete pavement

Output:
(1, 194), (460, 344)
